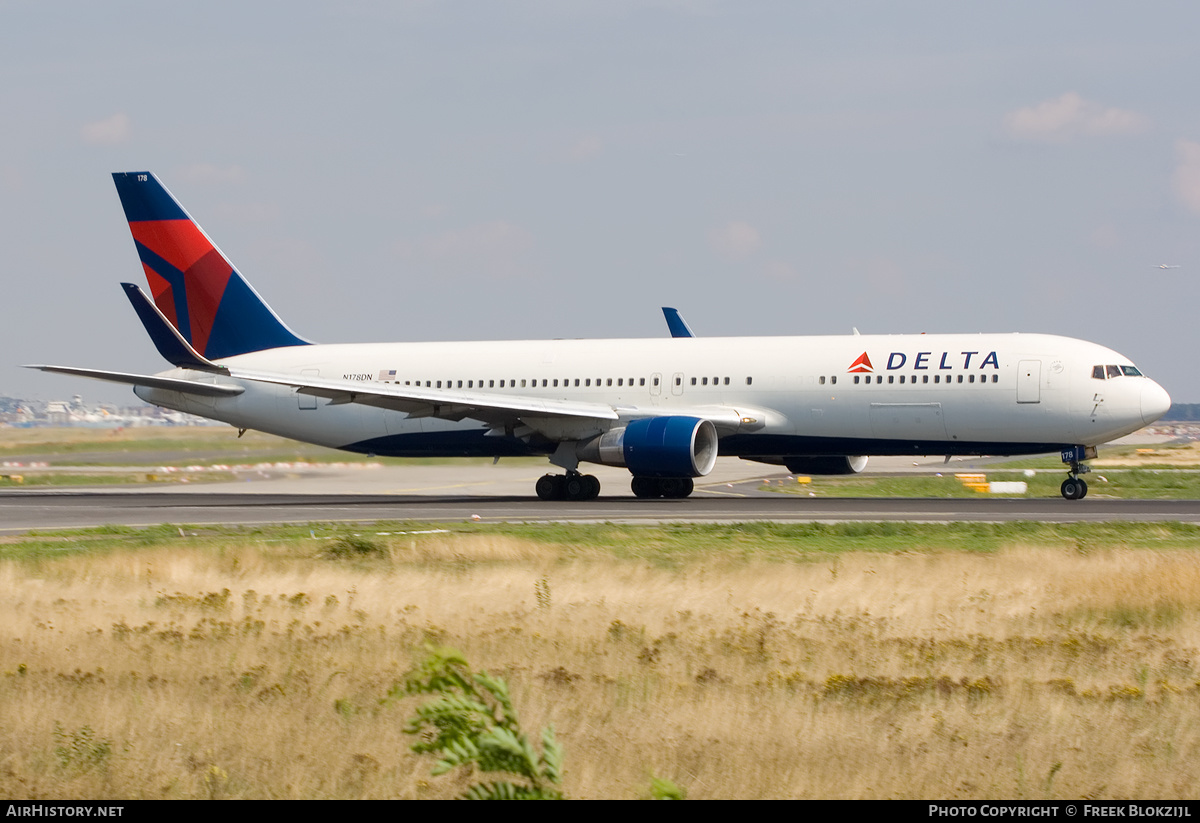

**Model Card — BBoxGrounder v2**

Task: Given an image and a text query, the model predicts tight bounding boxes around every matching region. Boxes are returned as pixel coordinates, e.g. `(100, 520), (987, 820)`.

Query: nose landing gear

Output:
(1061, 476), (1088, 500)
(1060, 446), (1095, 500)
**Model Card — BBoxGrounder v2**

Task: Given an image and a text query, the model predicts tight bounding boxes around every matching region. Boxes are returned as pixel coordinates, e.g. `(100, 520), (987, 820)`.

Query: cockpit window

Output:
(1093, 364), (1145, 379)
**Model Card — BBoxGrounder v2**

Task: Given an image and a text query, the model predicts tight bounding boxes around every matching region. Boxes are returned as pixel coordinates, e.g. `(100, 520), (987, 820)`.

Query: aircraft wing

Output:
(27, 363), (764, 434)
(229, 367), (621, 424)
(230, 368), (772, 436)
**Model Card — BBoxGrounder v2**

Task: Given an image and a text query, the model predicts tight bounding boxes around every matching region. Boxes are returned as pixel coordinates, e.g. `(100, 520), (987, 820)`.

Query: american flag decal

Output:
(378, 369), (397, 381)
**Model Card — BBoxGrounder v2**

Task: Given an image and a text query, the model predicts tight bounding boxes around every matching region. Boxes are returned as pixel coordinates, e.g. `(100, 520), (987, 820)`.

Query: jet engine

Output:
(579, 416), (718, 477)
(742, 455), (869, 475)
(784, 455), (868, 475)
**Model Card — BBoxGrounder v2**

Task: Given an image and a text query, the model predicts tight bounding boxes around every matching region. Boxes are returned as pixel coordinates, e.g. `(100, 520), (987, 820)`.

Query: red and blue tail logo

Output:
(112, 171), (308, 359)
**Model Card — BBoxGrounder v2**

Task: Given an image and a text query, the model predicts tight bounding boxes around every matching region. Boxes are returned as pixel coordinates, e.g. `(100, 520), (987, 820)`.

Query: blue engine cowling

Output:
(585, 417), (719, 477)
(784, 455), (868, 475)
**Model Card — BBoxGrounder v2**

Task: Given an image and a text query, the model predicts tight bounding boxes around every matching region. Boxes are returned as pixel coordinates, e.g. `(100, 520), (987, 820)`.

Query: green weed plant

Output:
(389, 646), (564, 800)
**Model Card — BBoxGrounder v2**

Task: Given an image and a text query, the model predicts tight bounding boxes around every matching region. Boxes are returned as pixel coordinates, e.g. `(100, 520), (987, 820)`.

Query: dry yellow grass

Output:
(2, 537), (1200, 799)
(1094, 442), (1200, 467)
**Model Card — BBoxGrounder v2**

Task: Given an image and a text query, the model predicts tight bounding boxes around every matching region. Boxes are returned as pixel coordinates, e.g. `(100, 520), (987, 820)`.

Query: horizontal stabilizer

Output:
(122, 283), (228, 373)
(23, 365), (244, 397)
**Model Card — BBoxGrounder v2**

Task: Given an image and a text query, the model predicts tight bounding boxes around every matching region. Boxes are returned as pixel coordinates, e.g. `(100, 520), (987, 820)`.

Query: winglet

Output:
(121, 282), (228, 373)
(662, 307), (697, 338)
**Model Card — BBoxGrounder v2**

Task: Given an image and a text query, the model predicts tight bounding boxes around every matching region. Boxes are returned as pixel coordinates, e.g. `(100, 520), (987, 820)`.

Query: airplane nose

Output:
(1141, 380), (1172, 425)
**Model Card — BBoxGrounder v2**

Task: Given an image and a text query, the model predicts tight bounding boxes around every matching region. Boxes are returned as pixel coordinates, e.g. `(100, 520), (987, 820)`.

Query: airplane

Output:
(28, 171), (1172, 502)
(1157, 264), (1181, 269)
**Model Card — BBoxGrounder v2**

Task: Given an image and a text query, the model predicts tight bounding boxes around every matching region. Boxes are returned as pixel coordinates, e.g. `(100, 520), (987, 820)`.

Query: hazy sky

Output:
(5, 1), (1200, 405)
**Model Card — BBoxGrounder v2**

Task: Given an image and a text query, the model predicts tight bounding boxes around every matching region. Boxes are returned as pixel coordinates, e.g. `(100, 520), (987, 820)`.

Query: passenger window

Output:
(640, 378), (646, 386)
(899, 375), (905, 384)
(819, 376), (826, 385)
(830, 376), (836, 385)
(746, 377), (753, 385)
(854, 375), (860, 384)
(702, 377), (708, 385)
(691, 377), (697, 385)
(887, 375), (894, 384)
(957, 375), (963, 384)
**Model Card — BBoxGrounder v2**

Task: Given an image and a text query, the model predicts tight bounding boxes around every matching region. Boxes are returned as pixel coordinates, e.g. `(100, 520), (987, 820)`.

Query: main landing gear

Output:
(1060, 446), (1093, 500)
(535, 472), (601, 501)
(631, 476), (694, 499)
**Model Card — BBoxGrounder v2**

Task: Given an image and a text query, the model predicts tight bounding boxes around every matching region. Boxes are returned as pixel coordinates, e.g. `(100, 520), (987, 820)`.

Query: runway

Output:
(4, 452), (1199, 532)
(4, 488), (1200, 531)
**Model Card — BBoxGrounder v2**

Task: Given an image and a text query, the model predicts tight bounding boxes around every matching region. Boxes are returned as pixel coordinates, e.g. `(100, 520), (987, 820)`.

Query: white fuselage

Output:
(134, 332), (1170, 465)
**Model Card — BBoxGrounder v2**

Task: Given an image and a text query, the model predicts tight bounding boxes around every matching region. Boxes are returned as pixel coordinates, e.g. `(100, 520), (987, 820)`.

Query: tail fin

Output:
(111, 171), (310, 359)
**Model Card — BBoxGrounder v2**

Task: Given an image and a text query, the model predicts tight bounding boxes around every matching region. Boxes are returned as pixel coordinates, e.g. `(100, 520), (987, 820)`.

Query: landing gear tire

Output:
(1060, 447), (1093, 502)
(536, 474), (564, 501)
(1061, 477), (1088, 500)
(537, 473), (600, 501)
(631, 476), (656, 499)
(631, 476), (695, 499)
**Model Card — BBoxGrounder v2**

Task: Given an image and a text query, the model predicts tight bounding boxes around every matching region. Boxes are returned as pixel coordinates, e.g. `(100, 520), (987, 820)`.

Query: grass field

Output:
(765, 468), (1200, 499)
(3, 522), (1199, 799)
(0, 426), (543, 468)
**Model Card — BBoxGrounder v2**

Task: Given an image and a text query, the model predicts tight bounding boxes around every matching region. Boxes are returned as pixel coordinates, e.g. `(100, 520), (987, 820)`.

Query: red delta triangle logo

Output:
(847, 352), (874, 373)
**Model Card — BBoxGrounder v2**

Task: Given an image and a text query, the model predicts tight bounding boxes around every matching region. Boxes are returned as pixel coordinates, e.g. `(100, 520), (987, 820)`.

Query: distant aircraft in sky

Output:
(29, 171), (1172, 501)
(1157, 264), (1181, 269)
